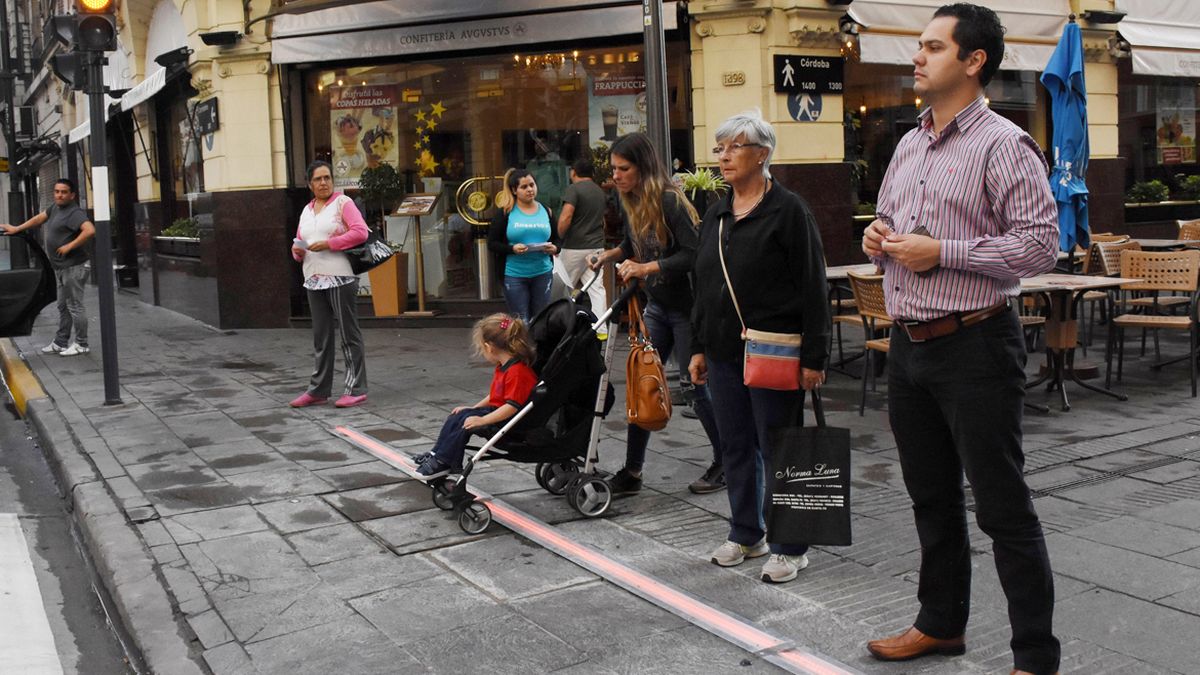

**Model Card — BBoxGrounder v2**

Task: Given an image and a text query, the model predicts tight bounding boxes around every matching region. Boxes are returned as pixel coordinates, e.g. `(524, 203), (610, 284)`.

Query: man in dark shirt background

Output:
(1, 178), (95, 355)
(557, 158), (609, 316)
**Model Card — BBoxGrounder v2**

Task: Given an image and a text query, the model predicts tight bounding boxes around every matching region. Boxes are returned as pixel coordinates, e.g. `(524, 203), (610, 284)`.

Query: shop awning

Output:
(849, 0), (1069, 71)
(271, 1), (677, 64)
(120, 67), (167, 112)
(1116, 0), (1200, 77)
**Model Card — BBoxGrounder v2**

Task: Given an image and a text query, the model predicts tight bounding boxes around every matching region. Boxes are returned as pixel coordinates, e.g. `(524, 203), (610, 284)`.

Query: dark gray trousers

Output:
(53, 263), (89, 348)
(306, 281), (367, 397)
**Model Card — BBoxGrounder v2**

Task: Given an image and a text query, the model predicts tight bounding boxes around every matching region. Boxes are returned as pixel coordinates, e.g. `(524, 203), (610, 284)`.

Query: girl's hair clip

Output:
(499, 318), (512, 330)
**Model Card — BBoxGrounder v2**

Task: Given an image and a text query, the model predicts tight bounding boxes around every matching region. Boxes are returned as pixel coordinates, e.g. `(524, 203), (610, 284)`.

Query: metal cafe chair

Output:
(847, 271), (891, 415)
(1105, 249), (1200, 397)
(1079, 239), (1141, 353)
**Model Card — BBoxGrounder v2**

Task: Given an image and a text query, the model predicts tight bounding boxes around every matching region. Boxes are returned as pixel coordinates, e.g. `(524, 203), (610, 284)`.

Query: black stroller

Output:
(428, 279), (637, 534)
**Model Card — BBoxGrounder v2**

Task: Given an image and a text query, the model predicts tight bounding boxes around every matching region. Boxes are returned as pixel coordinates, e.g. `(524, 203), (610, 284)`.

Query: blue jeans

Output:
(706, 356), (808, 556)
(625, 300), (721, 472)
(431, 406), (496, 468)
(503, 272), (553, 322)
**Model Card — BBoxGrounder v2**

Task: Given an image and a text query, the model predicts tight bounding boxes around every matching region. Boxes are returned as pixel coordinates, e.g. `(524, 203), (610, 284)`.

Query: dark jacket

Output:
(486, 203), (560, 257)
(690, 181), (831, 369)
(615, 190), (698, 312)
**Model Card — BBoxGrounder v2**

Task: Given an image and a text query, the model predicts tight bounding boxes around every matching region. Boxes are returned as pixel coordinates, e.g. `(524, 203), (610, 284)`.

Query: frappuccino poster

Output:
(330, 85), (399, 188)
(587, 75), (647, 149)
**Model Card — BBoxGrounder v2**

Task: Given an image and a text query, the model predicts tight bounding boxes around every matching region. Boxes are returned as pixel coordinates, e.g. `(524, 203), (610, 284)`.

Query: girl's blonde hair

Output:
(609, 132), (699, 248)
(473, 313), (535, 365)
(495, 168), (534, 215)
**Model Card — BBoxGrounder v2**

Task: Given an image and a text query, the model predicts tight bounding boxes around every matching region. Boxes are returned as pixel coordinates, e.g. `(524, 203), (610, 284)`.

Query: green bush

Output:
(1175, 173), (1200, 201)
(854, 201), (876, 216)
(161, 217), (199, 238)
(1126, 180), (1169, 204)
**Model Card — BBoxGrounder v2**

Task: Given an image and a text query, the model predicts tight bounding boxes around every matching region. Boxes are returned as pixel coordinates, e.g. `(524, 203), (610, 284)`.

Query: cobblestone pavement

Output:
(6, 287), (1200, 674)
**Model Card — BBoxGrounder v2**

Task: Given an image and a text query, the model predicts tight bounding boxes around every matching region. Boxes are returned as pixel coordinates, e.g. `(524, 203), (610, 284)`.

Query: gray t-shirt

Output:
(43, 203), (90, 269)
(559, 179), (607, 249)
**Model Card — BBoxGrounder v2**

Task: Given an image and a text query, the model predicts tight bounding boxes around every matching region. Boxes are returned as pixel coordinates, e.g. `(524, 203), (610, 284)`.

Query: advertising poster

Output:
(329, 85), (399, 188)
(587, 75), (647, 149)
(1156, 83), (1196, 165)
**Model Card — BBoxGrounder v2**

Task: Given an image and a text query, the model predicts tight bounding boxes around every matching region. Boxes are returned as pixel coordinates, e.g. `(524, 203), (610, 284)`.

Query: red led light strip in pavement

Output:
(336, 425), (858, 675)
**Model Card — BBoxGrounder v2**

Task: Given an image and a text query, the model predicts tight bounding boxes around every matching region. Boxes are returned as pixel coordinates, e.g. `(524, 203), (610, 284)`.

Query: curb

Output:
(2, 339), (207, 675)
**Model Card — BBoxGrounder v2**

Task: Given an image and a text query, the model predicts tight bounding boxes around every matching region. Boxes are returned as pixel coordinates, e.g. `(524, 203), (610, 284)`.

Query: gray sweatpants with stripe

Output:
(306, 281), (367, 398)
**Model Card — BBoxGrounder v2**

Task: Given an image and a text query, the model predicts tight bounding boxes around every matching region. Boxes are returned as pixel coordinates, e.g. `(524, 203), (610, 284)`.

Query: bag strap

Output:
(717, 216), (747, 335)
(810, 389), (827, 428)
(627, 290), (648, 342)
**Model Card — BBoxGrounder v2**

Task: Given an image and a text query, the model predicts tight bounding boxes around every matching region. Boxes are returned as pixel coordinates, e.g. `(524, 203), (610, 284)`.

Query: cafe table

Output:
(1020, 273), (1140, 411)
(1131, 238), (1200, 251)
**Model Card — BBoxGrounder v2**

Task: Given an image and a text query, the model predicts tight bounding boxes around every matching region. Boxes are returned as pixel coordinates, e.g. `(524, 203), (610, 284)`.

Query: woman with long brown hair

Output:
(590, 132), (725, 496)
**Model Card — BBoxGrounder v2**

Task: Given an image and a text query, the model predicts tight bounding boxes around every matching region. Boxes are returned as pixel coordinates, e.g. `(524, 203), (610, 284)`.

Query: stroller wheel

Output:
(458, 501), (492, 535)
(540, 461), (578, 496)
(570, 477), (612, 518)
(432, 479), (456, 511)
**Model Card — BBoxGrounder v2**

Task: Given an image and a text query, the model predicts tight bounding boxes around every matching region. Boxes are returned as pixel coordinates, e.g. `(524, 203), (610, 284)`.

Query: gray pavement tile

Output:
(321, 480), (434, 522)
(144, 482), (250, 516)
(243, 616), (425, 675)
(1169, 547), (1200, 568)
(189, 437), (276, 459)
(1058, 588), (1197, 674)
(275, 438), (375, 470)
(208, 451), (301, 478)
(149, 543), (184, 566)
(401, 613), (584, 674)
(136, 519), (174, 547)
(285, 522), (389, 565)
(465, 463), (543, 496)
(1030, 494), (1126, 533)
(311, 551), (442, 600)
(1133, 498), (1200, 530)
(311, 460), (407, 490)
(182, 531), (318, 601)
(1046, 532), (1200, 600)
(1025, 464), (1108, 493)
(585, 624), (787, 674)
(350, 575), (510, 646)
(1159, 583), (1200, 615)
(187, 608), (236, 650)
(161, 563), (208, 607)
(160, 411), (258, 448)
(1125, 458), (1200, 485)
(163, 504), (269, 544)
(148, 395), (223, 417)
(254, 496), (346, 534)
(222, 467), (333, 503)
(126, 456), (224, 491)
(1074, 447), (1183, 473)
(202, 641), (260, 675)
(510, 580), (688, 652)
(1069, 515), (1200, 558)
(358, 509), (494, 555)
(430, 533), (598, 600)
(215, 583), (355, 645)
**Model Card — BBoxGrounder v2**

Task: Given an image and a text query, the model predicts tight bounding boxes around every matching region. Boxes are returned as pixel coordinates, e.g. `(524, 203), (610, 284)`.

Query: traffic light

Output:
(75, 0), (117, 53)
(51, 52), (88, 90)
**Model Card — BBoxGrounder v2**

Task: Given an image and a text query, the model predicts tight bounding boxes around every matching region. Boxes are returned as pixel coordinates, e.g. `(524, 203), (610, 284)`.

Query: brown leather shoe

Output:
(867, 626), (965, 661)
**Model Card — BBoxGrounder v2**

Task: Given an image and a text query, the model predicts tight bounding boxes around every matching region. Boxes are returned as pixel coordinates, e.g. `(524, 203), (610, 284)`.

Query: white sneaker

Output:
(760, 554), (809, 583)
(710, 538), (769, 567)
(41, 342), (65, 354)
(59, 343), (90, 356)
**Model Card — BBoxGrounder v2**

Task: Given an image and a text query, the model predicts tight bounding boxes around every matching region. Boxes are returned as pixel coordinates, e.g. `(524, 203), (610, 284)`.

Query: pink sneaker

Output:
(289, 392), (327, 408)
(334, 393), (367, 408)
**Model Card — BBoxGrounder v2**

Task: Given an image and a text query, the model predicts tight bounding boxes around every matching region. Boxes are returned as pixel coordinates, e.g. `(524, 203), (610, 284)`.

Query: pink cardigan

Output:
(292, 193), (369, 262)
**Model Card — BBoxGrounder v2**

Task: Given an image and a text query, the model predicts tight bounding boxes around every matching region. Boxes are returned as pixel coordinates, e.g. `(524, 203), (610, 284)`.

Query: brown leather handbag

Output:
(625, 293), (672, 431)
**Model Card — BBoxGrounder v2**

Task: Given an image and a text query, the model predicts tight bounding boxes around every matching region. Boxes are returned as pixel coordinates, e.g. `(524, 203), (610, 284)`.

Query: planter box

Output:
(367, 252), (408, 316)
(1124, 200), (1200, 225)
(153, 236), (201, 258)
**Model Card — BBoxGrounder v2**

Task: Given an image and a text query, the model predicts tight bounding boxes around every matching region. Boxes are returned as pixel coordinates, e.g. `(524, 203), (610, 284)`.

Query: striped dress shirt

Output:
(872, 96), (1059, 321)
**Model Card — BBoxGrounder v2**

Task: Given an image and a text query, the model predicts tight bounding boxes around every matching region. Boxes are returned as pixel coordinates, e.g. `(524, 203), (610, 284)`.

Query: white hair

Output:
(714, 109), (775, 178)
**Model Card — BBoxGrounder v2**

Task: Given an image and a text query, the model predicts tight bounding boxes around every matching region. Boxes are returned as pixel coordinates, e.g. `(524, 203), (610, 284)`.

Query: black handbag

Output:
(766, 391), (853, 546)
(345, 227), (395, 275)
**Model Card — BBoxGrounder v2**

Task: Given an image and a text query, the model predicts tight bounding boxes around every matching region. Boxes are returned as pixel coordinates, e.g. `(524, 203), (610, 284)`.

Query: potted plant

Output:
(354, 164), (409, 315)
(1175, 173), (1200, 201)
(677, 167), (728, 215)
(1126, 179), (1169, 204)
(154, 217), (200, 257)
(357, 164), (405, 229)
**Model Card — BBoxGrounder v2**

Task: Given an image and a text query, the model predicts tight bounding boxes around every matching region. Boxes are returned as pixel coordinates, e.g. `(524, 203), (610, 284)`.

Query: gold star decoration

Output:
(425, 118), (438, 131)
(429, 101), (446, 118)
(413, 140), (423, 151)
(414, 110), (426, 122)
(418, 149), (438, 175)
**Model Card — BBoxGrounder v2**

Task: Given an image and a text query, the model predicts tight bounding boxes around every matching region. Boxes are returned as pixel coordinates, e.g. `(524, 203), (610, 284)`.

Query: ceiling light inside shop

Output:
(337, 79), (343, 86)
(859, 105), (866, 114)
(915, 97), (922, 106)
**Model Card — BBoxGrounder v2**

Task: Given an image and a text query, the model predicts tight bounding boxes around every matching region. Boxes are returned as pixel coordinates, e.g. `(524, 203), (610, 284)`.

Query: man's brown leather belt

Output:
(897, 303), (1009, 343)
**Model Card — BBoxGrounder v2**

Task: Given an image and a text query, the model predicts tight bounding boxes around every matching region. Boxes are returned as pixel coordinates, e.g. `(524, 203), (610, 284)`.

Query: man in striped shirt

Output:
(861, 5), (1060, 675)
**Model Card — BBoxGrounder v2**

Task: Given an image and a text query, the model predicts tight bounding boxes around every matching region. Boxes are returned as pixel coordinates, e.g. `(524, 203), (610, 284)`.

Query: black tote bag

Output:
(766, 391), (853, 546)
(345, 228), (395, 275)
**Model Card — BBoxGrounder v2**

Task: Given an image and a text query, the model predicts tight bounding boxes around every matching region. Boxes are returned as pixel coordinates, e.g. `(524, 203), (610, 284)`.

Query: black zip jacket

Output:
(690, 181), (831, 369)
(615, 190), (699, 312)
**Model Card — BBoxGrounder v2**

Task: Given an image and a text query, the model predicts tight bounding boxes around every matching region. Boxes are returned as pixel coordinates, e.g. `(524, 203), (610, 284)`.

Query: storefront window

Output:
(170, 99), (204, 198)
(299, 40), (690, 298)
(844, 63), (1047, 212)
(1118, 60), (1200, 195)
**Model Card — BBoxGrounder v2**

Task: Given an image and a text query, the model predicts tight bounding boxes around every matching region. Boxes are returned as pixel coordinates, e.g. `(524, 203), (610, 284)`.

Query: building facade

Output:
(11, 0), (1196, 328)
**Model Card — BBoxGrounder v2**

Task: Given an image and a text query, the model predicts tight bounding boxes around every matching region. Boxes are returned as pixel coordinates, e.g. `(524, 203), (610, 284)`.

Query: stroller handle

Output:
(590, 280), (640, 329)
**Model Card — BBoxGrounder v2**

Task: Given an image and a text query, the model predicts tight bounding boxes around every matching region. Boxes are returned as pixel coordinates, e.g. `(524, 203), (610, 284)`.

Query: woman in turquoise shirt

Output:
(487, 169), (559, 321)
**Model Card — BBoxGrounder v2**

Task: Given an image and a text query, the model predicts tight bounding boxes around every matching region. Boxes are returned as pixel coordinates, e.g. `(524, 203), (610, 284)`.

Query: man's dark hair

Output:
(934, 3), (1005, 87)
(571, 158), (594, 178)
(54, 178), (77, 194)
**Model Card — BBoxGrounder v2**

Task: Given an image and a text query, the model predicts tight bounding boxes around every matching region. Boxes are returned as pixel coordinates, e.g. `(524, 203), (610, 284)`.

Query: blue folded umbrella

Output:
(1041, 20), (1090, 254)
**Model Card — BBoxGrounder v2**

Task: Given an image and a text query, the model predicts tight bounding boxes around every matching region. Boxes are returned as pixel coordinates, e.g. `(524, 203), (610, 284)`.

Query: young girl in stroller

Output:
(415, 313), (538, 479)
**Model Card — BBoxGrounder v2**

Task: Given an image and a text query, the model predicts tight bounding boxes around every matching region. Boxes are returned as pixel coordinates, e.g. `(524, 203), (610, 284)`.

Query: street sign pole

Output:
(85, 51), (121, 405)
(642, 0), (671, 165)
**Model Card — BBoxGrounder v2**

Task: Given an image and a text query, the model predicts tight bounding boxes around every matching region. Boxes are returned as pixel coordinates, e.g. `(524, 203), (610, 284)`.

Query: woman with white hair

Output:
(688, 110), (831, 583)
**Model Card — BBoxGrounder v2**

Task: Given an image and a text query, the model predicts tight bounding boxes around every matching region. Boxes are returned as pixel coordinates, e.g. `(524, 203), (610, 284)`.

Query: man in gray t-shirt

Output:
(1, 178), (95, 355)
(557, 158), (609, 316)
